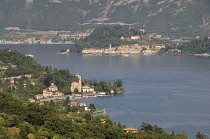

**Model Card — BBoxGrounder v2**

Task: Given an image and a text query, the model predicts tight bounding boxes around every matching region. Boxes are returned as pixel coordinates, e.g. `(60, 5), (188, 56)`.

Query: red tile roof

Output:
(100, 118), (106, 122)
(124, 128), (138, 131)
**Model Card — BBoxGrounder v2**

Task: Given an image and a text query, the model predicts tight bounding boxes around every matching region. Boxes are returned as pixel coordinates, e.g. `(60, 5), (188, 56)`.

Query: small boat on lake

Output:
(26, 54), (34, 58)
(122, 54), (129, 57)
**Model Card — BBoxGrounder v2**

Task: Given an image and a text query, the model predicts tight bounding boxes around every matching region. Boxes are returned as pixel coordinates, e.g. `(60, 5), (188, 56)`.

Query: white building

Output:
(82, 85), (95, 93)
(131, 36), (140, 40)
(48, 83), (58, 91)
(97, 92), (106, 96)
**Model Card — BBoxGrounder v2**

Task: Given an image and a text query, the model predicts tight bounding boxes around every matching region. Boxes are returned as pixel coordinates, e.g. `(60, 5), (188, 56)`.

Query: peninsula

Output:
(0, 49), (125, 102)
(69, 25), (210, 56)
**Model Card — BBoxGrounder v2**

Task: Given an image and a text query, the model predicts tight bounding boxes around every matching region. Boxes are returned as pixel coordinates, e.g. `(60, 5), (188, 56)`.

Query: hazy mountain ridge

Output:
(1, 0), (210, 38)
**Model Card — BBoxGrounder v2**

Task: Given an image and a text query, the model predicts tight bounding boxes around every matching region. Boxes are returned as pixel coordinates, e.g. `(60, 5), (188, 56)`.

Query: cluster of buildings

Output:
(1, 27), (92, 44)
(82, 43), (166, 55)
(0, 38), (74, 45)
(35, 83), (64, 100)
(0, 63), (17, 71)
(70, 74), (114, 98)
(30, 74), (112, 102)
(68, 102), (90, 111)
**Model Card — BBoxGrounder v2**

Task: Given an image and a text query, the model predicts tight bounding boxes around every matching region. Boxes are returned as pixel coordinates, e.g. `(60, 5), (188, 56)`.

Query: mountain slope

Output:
(0, 0), (210, 38)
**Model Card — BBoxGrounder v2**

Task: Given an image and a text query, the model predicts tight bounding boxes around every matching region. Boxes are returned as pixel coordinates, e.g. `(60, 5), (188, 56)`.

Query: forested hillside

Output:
(0, 91), (191, 138)
(158, 37), (210, 55)
(0, 49), (78, 100)
(1, 0), (210, 38)
(177, 38), (210, 54)
(0, 49), (43, 76)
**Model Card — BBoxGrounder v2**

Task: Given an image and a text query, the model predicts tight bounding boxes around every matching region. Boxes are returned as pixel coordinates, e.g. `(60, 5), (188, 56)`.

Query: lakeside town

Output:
(82, 43), (182, 55)
(0, 66), (123, 103)
(0, 27), (195, 45)
(32, 74), (118, 103)
(3, 26), (210, 56)
(0, 27), (92, 44)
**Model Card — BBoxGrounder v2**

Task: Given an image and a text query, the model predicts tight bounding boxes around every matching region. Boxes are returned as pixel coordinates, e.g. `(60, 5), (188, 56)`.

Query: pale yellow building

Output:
(71, 82), (79, 92)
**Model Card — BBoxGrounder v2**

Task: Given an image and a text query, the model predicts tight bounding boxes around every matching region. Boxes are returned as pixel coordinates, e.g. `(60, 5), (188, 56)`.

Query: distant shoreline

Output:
(1, 44), (209, 57)
(81, 53), (210, 57)
(0, 43), (75, 45)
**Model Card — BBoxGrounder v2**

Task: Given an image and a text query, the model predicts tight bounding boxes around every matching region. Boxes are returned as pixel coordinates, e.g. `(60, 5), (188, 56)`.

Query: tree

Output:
(113, 79), (123, 87)
(0, 126), (12, 138)
(89, 103), (96, 111)
(138, 134), (156, 139)
(196, 132), (209, 139)
(18, 128), (28, 139)
(83, 113), (91, 122)
(140, 121), (149, 131)
(63, 96), (70, 107)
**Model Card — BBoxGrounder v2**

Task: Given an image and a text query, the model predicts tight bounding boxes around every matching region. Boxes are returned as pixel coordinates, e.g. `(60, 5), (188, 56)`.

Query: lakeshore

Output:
(32, 81), (124, 103)
(1, 43), (209, 57)
(0, 45), (210, 138)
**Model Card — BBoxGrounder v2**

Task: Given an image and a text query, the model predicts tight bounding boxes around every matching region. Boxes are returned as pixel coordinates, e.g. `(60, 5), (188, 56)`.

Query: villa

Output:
(28, 98), (35, 103)
(82, 85), (95, 93)
(100, 118), (106, 123)
(124, 128), (138, 133)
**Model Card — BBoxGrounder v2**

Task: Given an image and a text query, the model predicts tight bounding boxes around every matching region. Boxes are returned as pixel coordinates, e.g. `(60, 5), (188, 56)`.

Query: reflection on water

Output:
(1, 44), (210, 138)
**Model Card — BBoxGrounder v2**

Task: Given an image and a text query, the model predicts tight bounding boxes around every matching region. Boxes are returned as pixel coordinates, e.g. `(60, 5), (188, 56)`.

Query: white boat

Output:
(143, 53), (149, 55)
(26, 54), (34, 58)
(103, 109), (106, 113)
(122, 54), (129, 57)
(58, 49), (70, 54)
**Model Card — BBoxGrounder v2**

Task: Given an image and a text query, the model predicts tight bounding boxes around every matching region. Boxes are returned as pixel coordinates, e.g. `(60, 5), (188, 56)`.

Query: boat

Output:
(143, 53), (149, 55)
(26, 54), (34, 58)
(58, 49), (70, 54)
(102, 109), (106, 113)
(122, 54), (129, 57)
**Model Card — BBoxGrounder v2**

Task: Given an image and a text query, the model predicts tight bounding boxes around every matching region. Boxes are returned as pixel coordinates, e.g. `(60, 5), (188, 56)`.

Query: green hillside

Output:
(0, 91), (191, 139)
(0, 0), (210, 38)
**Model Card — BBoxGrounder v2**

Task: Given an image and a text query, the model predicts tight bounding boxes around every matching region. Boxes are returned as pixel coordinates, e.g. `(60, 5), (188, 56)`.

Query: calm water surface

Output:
(1, 44), (210, 138)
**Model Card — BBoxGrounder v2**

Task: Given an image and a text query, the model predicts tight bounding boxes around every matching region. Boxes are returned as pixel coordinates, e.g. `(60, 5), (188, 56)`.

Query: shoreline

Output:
(0, 43), (74, 45)
(81, 53), (210, 57)
(1, 43), (209, 57)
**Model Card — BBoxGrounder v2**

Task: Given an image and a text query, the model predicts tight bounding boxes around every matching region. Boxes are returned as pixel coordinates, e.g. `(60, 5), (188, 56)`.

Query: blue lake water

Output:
(1, 44), (210, 138)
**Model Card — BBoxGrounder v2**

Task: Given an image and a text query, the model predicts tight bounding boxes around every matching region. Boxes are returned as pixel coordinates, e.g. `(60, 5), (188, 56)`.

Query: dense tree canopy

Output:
(0, 49), (43, 77)
(0, 92), (192, 138)
(0, 49), (79, 100)
(177, 38), (210, 54)
(159, 38), (210, 55)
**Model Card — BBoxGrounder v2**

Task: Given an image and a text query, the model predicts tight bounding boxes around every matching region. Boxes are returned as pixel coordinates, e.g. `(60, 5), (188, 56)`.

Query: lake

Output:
(1, 44), (210, 138)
